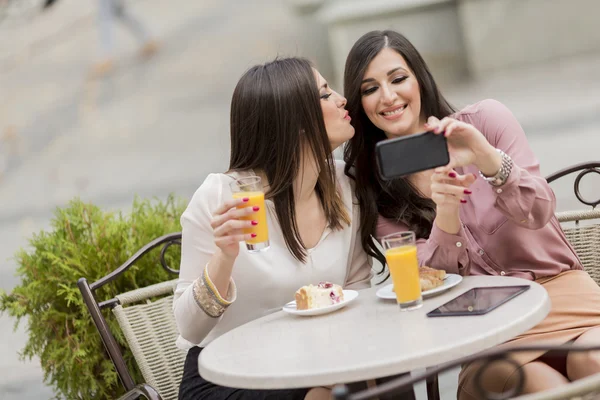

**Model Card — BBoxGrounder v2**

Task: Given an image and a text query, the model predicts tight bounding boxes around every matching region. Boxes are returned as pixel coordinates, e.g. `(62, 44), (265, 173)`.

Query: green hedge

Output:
(0, 195), (187, 399)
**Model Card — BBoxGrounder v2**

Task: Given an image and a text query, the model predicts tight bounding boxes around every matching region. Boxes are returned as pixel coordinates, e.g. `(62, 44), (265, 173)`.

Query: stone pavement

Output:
(1, 0), (599, 398)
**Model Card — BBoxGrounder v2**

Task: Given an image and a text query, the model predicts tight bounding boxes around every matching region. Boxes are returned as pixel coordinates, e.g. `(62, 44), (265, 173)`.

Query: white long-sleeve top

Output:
(173, 160), (373, 349)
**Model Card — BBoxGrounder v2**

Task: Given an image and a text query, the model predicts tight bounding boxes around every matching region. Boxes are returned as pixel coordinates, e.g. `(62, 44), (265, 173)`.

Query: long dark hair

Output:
(343, 30), (455, 266)
(229, 57), (350, 263)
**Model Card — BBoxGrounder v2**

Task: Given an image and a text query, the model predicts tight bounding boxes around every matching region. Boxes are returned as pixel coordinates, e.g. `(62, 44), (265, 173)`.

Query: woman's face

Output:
(360, 48), (423, 138)
(314, 69), (354, 150)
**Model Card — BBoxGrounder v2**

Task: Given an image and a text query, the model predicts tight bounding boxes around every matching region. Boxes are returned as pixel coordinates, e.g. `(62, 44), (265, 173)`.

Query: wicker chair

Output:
(78, 233), (185, 400)
(546, 162), (600, 285)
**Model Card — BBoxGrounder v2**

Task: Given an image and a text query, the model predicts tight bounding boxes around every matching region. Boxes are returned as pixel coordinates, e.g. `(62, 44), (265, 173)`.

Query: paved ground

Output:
(0, 0), (599, 398)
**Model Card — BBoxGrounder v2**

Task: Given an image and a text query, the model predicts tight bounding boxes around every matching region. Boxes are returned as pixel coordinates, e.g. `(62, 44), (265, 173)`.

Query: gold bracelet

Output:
(192, 264), (236, 318)
(202, 266), (235, 307)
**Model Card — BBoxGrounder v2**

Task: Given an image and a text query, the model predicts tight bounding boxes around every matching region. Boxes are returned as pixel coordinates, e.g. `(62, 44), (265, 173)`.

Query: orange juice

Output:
(232, 191), (269, 244)
(386, 245), (421, 303)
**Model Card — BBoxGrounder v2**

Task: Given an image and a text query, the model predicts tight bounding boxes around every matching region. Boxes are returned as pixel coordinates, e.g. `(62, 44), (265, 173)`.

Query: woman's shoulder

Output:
(452, 99), (512, 121)
(452, 99), (517, 137)
(194, 172), (233, 196)
(185, 173), (234, 216)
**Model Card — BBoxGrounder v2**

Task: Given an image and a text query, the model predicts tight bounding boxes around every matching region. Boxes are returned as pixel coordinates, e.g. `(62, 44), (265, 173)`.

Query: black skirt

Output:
(179, 346), (416, 400)
(179, 346), (310, 400)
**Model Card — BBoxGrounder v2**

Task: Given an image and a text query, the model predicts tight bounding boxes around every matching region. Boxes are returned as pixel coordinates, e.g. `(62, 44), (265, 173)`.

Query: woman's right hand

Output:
(431, 168), (476, 234)
(210, 197), (260, 259)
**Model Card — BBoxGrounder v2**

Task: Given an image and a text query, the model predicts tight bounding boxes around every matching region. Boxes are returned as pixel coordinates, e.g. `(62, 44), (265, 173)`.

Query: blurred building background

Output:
(0, 0), (599, 398)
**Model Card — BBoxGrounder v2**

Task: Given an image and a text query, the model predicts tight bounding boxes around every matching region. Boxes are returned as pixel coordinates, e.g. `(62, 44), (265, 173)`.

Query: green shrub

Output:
(0, 195), (187, 399)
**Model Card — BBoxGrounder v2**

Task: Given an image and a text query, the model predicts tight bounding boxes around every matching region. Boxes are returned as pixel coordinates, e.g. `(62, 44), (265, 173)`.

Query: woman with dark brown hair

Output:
(173, 57), (375, 400)
(343, 30), (600, 399)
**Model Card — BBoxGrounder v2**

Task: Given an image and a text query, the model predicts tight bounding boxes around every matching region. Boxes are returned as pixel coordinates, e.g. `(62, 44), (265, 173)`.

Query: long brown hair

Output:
(343, 30), (455, 266)
(229, 57), (349, 262)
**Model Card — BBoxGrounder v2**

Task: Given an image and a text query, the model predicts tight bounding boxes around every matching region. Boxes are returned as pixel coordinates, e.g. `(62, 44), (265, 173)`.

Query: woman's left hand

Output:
(425, 116), (500, 176)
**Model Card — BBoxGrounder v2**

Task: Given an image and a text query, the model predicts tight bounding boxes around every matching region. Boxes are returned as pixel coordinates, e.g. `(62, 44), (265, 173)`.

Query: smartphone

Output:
(375, 131), (450, 180)
(426, 285), (530, 317)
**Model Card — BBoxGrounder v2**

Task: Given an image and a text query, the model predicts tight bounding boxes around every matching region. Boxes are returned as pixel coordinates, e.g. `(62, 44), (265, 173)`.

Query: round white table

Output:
(199, 276), (550, 389)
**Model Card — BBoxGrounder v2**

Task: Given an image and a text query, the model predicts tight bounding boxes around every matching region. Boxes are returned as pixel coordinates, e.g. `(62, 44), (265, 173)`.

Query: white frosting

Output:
(305, 284), (344, 309)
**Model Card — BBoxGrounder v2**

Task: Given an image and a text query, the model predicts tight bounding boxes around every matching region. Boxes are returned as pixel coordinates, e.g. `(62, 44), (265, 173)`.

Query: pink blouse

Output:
(376, 99), (583, 280)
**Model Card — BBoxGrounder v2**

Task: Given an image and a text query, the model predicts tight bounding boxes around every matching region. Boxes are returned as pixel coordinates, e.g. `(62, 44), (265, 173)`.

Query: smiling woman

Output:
(343, 31), (454, 260)
(359, 49), (423, 138)
(343, 30), (600, 400)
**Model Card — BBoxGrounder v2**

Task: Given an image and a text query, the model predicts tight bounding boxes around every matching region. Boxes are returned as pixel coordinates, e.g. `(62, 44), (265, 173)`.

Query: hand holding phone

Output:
(424, 116), (498, 174)
(376, 131), (450, 180)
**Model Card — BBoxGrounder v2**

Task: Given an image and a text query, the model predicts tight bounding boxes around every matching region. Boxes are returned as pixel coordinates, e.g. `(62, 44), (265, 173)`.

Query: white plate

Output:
(282, 290), (359, 316)
(376, 274), (463, 300)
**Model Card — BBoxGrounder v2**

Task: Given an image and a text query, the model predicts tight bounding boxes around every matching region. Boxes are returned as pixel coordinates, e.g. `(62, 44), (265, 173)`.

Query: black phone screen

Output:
(376, 131), (449, 180)
(426, 285), (530, 317)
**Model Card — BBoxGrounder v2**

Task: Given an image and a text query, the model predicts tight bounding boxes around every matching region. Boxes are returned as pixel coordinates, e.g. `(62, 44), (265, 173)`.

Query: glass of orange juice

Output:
(229, 176), (270, 252)
(382, 231), (422, 311)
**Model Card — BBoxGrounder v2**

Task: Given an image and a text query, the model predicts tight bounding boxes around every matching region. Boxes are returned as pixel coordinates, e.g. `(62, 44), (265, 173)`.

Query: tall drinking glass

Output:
(229, 176), (270, 252)
(382, 231), (422, 311)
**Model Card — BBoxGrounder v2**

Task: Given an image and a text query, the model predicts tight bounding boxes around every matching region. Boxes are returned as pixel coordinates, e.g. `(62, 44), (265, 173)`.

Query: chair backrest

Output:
(78, 232), (183, 400)
(546, 162), (600, 286)
(112, 280), (186, 400)
(555, 210), (600, 285)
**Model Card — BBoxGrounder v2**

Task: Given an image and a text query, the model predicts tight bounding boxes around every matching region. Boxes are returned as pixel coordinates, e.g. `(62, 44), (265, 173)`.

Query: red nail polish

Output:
(251, 220), (258, 226)
(464, 189), (472, 194)
(251, 233), (257, 238)
(242, 197), (249, 202)
(460, 199), (468, 204)
(449, 172), (457, 178)
(253, 206), (260, 211)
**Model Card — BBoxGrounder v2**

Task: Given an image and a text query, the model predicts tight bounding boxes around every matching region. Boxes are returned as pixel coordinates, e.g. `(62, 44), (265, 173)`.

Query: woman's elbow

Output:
(520, 208), (555, 230)
(529, 196), (557, 229)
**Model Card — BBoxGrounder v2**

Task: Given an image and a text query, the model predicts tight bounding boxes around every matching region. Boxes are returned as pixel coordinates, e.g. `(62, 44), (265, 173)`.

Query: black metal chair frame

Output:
(546, 161), (600, 207)
(77, 232), (182, 400)
(332, 343), (600, 400)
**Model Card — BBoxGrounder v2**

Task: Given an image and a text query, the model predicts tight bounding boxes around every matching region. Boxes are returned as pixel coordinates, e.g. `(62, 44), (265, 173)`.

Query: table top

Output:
(199, 275), (550, 389)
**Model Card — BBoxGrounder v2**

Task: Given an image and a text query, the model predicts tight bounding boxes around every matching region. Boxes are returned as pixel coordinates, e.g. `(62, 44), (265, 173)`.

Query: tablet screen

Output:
(426, 285), (530, 317)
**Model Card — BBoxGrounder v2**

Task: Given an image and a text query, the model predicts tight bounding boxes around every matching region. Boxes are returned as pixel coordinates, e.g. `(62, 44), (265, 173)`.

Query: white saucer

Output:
(282, 290), (359, 316)
(376, 274), (463, 300)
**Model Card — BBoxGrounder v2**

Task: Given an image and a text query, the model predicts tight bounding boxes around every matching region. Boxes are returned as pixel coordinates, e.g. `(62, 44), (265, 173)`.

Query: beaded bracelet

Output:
(192, 264), (237, 318)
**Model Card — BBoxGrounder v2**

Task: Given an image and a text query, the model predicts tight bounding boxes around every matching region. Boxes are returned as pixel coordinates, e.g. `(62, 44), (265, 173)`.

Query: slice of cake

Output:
(295, 281), (344, 310)
(420, 266), (446, 280)
(392, 266), (447, 293)
(419, 266), (446, 291)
